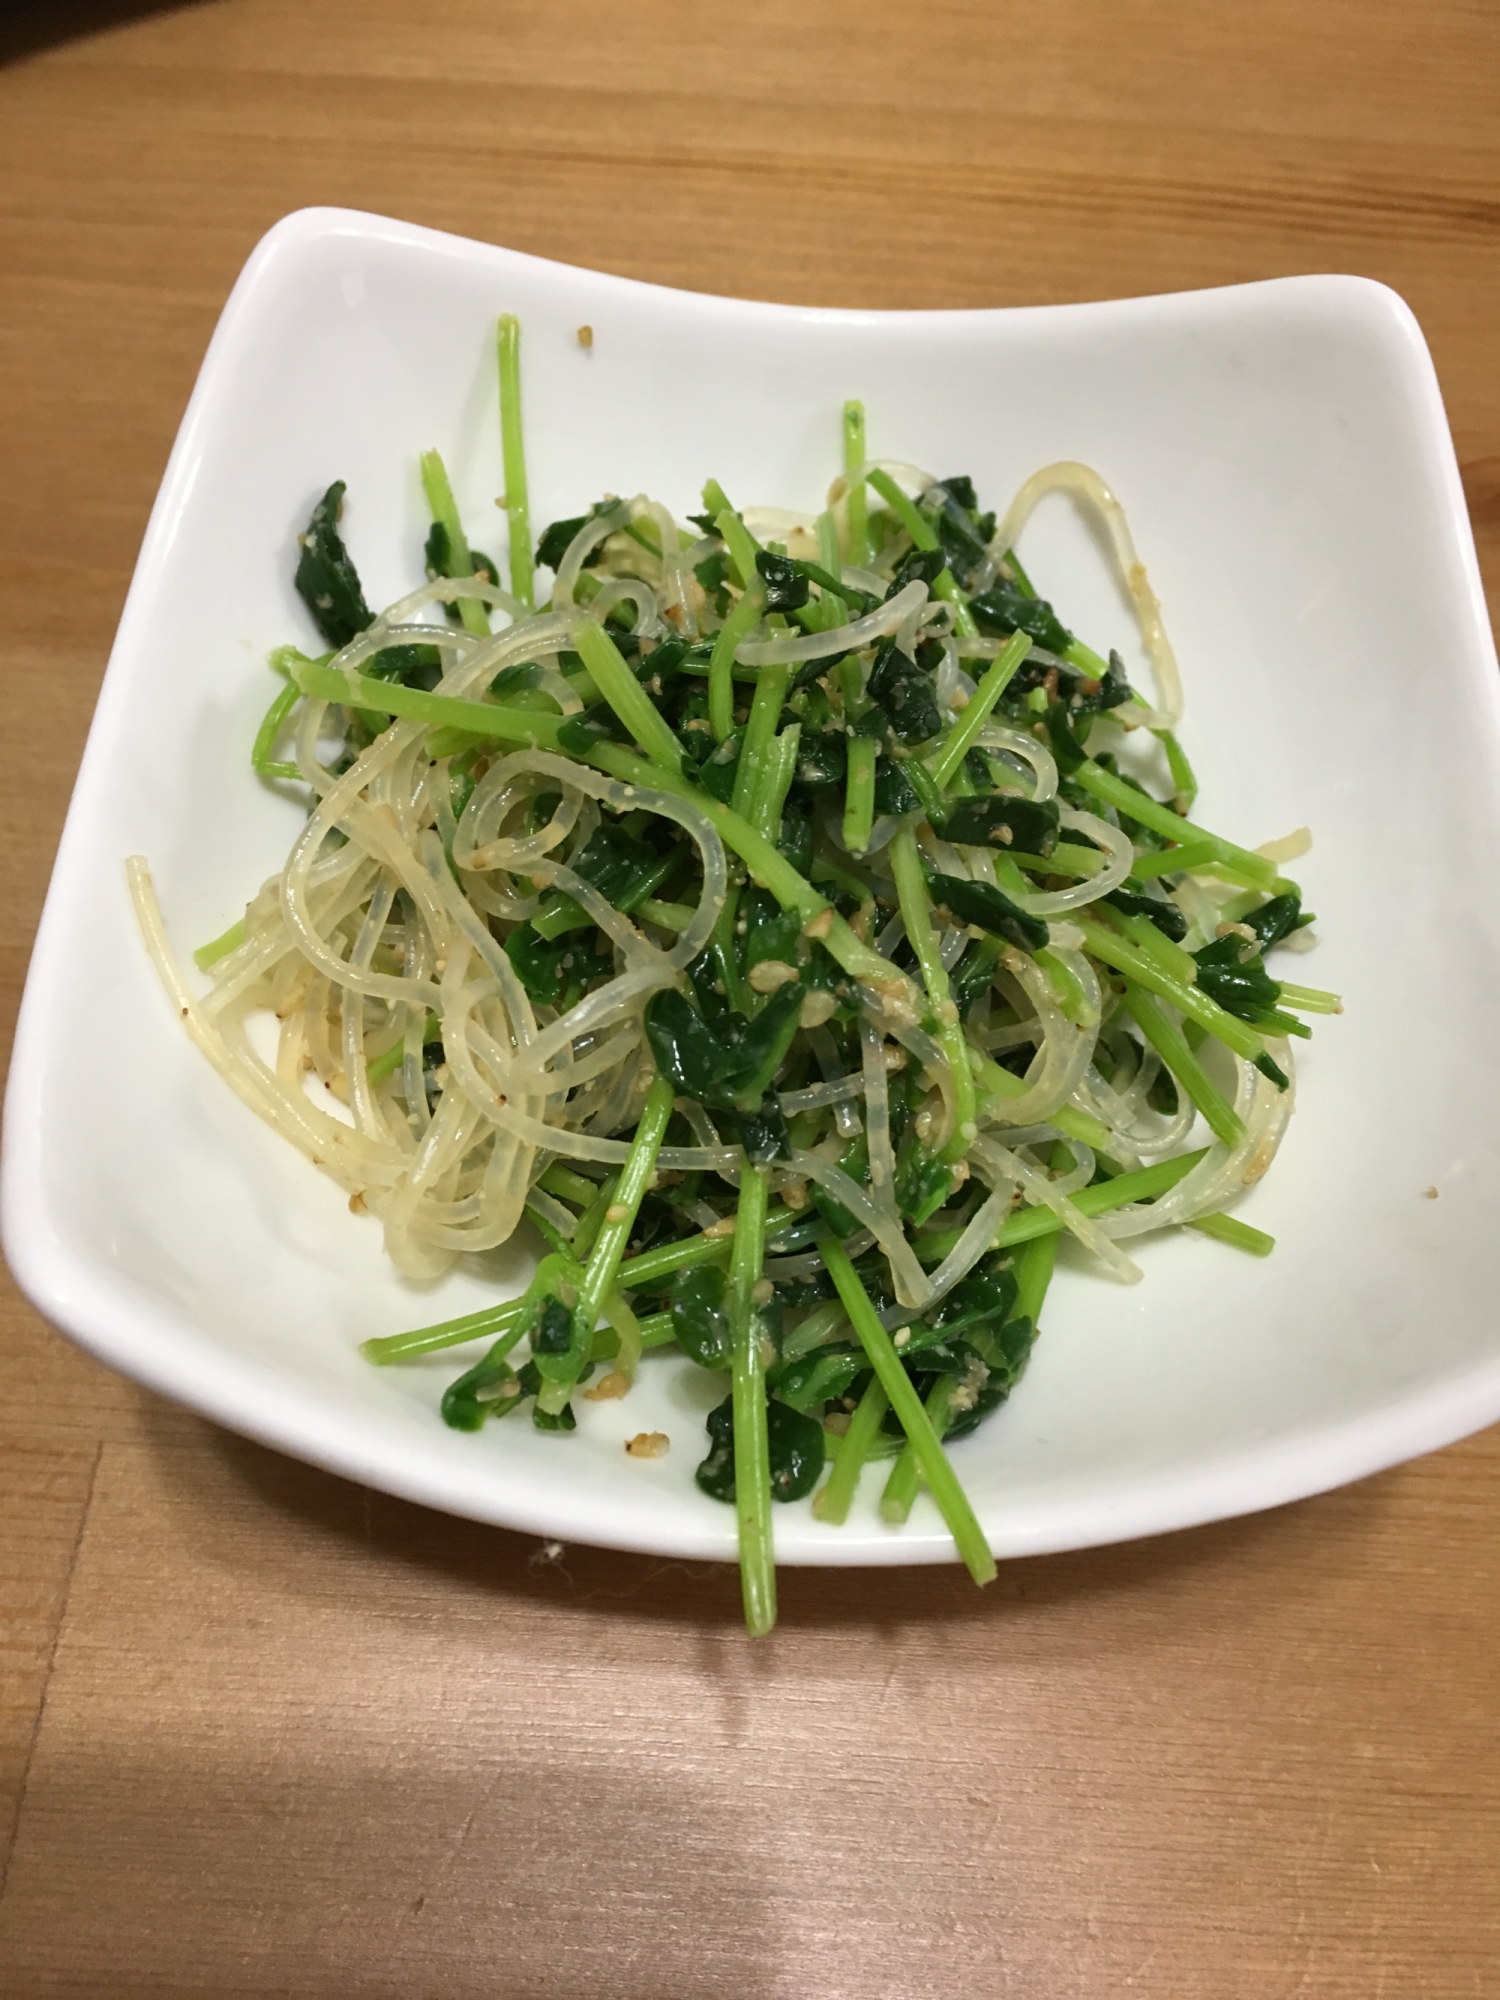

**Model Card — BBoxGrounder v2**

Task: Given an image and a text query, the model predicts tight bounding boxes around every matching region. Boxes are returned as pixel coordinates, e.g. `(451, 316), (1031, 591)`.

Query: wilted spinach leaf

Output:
(754, 549), (811, 613)
(928, 872), (1050, 954)
(867, 639), (941, 745)
(941, 793), (1060, 856)
(671, 1265), (731, 1370)
(1105, 885), (1189, 941)
(969, 581), (1073, 655)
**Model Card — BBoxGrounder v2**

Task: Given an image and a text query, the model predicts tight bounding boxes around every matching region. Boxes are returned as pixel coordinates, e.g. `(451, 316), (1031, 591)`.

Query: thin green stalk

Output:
(820, 1233), (996, 1586)
(903, 757), (947, 825)
(252, 680), (302, 781)
(752, 724), (802, 841)
(1062, 638), (1111, 679)
(290, 655), (567, 749)
(1154, 729), (1198, 812)
(635, 897), (697, 930)
(842, 736), (878, 853)
(535, 1074), (676, 1412)
(496, 315), (533, 608)
(812, 1373), (889, 1524)
(1074, 914), (1272, 1071)
(1127, 840), (1220, 881)
(1123, 984), (1244, 1147)
(865, 467), (978, 639)
(891, 824), (976, 1162)
(1278, 982), (1341, 1015)
(363, 1208), (807, 1365)
(1070, 763), (1276, 891)
(730, 661), (793, 821)
(1035, 946), (1095, 1026)
(713, 503), (761, 591)
(570, 1078), (674, 1340)
(589, 1310), (677, 1361)
(842, 401), (870, 566)
(781, 1298), (850, 1363)
(708, 578), (766, 741)
(571, 619), (684, 772)
(1190, 1212), (1275, 1255)
(570, 1172), (622, 1259)
(193, 917), (245, 971)
(419, 448), (490, 639)
(1011, 1226), (1060, 1327)
(537, 1163), (601, 1208)
(916, 1148), (1210, 1262)
(1005, 845), (1104, 880)
(1111, 906), (1201, 989)
(867, 465), (935, 549)
(730, 1164), (777, 1636)
(926, 630), (1030, 790)
(881, 1375), (955, 1525)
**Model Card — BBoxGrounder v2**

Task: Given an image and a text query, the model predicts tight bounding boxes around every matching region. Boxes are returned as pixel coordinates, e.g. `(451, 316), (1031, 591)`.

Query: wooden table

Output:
(2, 5), (1497, 1992)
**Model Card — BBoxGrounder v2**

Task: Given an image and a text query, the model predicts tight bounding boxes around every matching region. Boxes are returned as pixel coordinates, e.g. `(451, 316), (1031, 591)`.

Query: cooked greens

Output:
(128, 319), (1338, 1638)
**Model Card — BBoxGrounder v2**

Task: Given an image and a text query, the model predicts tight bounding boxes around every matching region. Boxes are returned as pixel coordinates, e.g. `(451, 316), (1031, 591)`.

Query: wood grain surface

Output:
(2, 4), (1498, 1994)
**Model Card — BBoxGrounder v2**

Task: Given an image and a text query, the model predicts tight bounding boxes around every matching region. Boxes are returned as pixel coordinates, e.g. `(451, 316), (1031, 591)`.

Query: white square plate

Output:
(5, 207), (1498, 1563)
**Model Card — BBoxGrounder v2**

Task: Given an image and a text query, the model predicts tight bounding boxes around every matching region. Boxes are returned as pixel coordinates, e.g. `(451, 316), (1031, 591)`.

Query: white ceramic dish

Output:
(5, 207), (1499, 1564)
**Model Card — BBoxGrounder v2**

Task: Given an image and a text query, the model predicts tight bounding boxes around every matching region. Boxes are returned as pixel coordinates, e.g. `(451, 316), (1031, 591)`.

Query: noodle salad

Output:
(129, 317), (1338, 1633)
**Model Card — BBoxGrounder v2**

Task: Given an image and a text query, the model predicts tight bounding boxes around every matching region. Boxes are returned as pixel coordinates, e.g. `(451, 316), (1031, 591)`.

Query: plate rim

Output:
(4, 203), (1497, 1566)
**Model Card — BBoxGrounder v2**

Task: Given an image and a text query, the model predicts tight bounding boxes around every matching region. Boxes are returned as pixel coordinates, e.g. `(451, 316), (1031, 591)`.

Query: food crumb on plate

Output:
(625, 1431), (669, 1459)
(583, 1369), (629, 1401)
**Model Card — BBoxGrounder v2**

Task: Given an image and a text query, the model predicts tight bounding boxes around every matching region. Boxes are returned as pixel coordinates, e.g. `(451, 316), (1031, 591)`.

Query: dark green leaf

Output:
(1193, 934), (1282, 1023)
(779, 801), (813, 877)
(1105, 886), (1189, 941)
(886, 547), (946, 598)
(873, 756), (921, 816)
(793, 729), (848, 793)
(1101, 649), (1135, 710)
(969, 581), (1072, 654)
(929, 872), (1050, 954)
(644, 989), (743, 1102)
(504, 923), (571, 1005)
(1241, 890), (1310, 952)
(694, 1395), (737, 1501)
(531, 1401), (577, 1432)
(1042, 701), (1088, 774)
(671, 1265), (731, 1370)
(941, 793), (1060, 856)
(557, 708), (626, 756)
(755, 549), (810, 612)
(949, 938), (1001, 1019)
(734, 1093), (792, 1166)
(531, 1297), (573, 1356)
(741, 890), (802, 974)
(773, 1347), (866, 1415)
(897, 1152), (953, 1226)
(867, 639), (941, 745)
(536, 515), (590, 572)
(695, 549), (731, 592)
(696, 733), (743, 802)
(570, 821), (668, 907)
(294, 481), (373, 649)
(440, 1337), (523, 1431)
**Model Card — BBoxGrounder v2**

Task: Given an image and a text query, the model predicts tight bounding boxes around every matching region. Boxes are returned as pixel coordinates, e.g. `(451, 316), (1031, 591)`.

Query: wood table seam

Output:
(0, 1436), (102, 1912)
